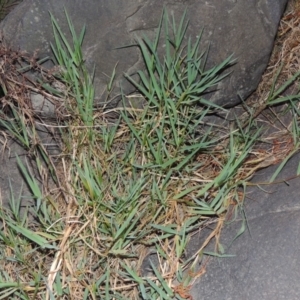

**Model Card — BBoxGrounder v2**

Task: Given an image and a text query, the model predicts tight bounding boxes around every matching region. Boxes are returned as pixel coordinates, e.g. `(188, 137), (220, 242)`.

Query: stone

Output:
(0, 128), (59, 210)
(0, 137), (34, 211)
(189, 151), (300, 299)
(0, 0), (288, 109)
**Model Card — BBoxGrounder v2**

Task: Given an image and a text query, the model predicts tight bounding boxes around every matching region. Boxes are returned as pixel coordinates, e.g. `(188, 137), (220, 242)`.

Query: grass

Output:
(0, 1), (23, 22)
(0, 4), (300, 299)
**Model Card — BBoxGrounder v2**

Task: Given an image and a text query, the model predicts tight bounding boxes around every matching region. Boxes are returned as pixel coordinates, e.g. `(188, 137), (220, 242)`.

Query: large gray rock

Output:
(0, 126), (59, 210)
(190, 151), (300, 299)
(0, 0), (288, 108)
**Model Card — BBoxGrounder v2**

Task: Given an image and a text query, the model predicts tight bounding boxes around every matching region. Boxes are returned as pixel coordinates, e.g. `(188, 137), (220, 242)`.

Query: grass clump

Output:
(0, 6), (299, 300)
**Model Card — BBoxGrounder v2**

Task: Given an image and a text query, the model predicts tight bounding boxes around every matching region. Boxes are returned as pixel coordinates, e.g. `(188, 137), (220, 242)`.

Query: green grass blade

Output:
(7, 222), (57, 249)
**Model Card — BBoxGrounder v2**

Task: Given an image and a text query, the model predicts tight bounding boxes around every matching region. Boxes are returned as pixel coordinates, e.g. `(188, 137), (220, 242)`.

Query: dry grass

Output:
(0, 3), (299, 299)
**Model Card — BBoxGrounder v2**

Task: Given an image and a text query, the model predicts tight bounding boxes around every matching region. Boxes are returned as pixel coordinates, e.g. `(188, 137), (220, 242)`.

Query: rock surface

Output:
(190, 151), (300, 299)
(0, 0), (288, 108)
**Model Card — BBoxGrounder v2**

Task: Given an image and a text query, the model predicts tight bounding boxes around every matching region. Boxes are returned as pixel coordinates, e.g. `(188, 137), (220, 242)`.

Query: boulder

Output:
(190, 151), (300, 299)
(0, 0), (288, 108)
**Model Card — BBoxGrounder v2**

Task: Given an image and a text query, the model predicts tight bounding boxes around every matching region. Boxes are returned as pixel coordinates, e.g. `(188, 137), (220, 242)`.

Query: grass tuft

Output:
(0, 5), (299, 299)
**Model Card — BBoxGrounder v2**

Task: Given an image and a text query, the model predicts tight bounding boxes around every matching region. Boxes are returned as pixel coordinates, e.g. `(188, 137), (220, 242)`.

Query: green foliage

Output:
(50, 9), (94, 128)
(0, 0), (22, 21)
(0, 6), (299, 300)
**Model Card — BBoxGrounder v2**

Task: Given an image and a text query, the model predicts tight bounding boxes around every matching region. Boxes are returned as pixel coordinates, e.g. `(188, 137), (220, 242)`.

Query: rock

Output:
(0, 128), (59, 210)
(189, 151), (300, 299)
(0, 0), (288, 109)
(0, 137), (36, 215)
